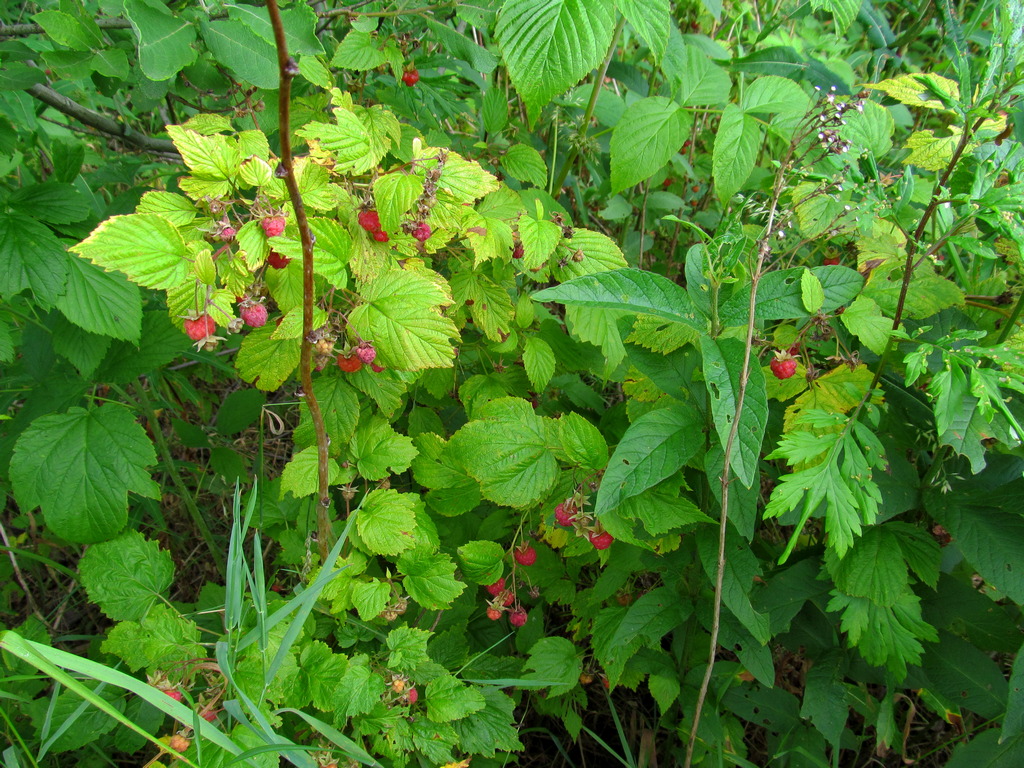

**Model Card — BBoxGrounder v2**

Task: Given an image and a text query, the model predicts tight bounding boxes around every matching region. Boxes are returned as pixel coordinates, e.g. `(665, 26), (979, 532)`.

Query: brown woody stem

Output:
(266, 0), (334, 560)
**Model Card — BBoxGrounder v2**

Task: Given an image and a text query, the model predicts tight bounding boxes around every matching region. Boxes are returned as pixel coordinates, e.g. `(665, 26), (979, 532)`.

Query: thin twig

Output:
(266, 0), (334, 561)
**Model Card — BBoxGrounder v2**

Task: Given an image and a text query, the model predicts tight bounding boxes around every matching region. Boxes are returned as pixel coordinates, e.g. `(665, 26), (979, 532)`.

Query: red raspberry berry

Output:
(357, 210), (381, 232)
(373, 230), (390, 242)
(823, 256), (841, 266)
(407, 687), (418, 705)
(370, 362), (385, 373)
(261, 216), (286, 237)
(486, 607), (502, 620)
(770, 355), (798, 380)
(184, 315), (216, 341)
(411, 222), (431, 242)
(589, 530), (614, 550)
(240, 303), (268, 328)
(485, 577), (506, 596)
(165, 689), (183, 702)
(355, 342), (377, 364)
(501, 590), (514, 607)
(514, 544), (537, 566)
(168, 734), (191, 752)
(337, 354), (363, 373)
(554, 501), (575, 527)
(511, 243), (524, 259)
(509, 608), (527, 627)
(267, 250), (291, 269)
(201, 710), (217, 722)
(219, 226), (236, 241)
(402, 69), (419, 87)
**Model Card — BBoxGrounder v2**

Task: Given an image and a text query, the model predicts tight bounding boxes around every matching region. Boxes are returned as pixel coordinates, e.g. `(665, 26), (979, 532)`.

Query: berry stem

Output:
(266, 0), (334, 558)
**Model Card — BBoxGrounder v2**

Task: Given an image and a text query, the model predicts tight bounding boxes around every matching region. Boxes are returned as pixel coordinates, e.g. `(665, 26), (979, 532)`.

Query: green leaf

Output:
(616, 0), (670, 60)
(799, 650), (847, 748)
(558, 411), (608, 470)
(929, 503), (1024, 605)
(0, 213), (70, 306)
(810, 0), (859, 33)
(718, 266), (864, 326)
(373, 172), (423, 234)
(867, 73), (960, 110)
(800, 267), (825, 313)
(425, 674), (486, 722)
(922, 631), (1009, 719)
(357, 489), (421, 557)
(827, 590), (936, 679)
(700, 336), (768, 488)
(840, 295), (891, 354)
(280, 446), (343, 498)
(336, 655), (385, 718)
(32, 10), (103, 50)
(227, 3), (323, 57)
(235, 323), (302, 391)
(523, 336), (556, 390)
(534, 268), (708, 332)
(595, 403), (703, 516)
(948, 731), (1024, 768)
(501, 144), (548, 188)
(349, 415), (417, 481)
(452, 688), (524, 757)
(10, 406), (158, 543)
(740, 74), (810, 114)
(56, 257), (143, 343)
(331, 29), (388, 70)
(697, 526), (770, 643)
(712, 103), (760, 202)
(78, 532), (174, 621)
(523, 637), (581, 696)
(348, 269), (458, 371)
(518, 213), (562, 271)
(123, 0), (197, 80)
(386, 626), (431, 673)
(826, 526), (908, 607)
(496, 0), (616, 124)
(100, 605), (202, 673)
(351, 580), (390, 621)
(1003, 640), (1024, 741)
(422, 16), (499, 72)
(71, 214), (189, 290)
(8, 182), (90, 225)
(457, 540), (505, 585)
(610, 97), (692, 193)
(448, 397), (559, 507)
(673, 45), (732, 106)
(199, 19), (278, 89)
(398, 548), (465, 609)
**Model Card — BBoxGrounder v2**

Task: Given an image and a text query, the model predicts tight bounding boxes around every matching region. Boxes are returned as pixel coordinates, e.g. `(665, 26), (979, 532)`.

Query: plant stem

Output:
(133, 382), (224, 575)
(551, 17), (626, 193)
(266, 0), (334, 561)
(683, 130), (801, 768)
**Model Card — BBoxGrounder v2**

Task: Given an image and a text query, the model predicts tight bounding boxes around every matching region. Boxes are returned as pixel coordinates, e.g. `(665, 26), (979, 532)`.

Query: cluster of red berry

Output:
(358, 209), (390, 242)
(554, 497), (614, 550)
(337, 340), (383, 374)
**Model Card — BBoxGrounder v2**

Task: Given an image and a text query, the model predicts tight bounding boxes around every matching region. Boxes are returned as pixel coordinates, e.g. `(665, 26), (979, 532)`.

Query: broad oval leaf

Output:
(610, 97), (693, 193)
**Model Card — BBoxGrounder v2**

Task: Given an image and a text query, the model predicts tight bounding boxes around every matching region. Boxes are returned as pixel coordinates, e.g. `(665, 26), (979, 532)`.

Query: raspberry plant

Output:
(1, 1), (1023, 767)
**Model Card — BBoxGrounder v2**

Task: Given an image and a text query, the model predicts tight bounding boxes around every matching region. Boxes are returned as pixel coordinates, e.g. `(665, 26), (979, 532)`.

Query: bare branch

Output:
(26, 83), (179, 157)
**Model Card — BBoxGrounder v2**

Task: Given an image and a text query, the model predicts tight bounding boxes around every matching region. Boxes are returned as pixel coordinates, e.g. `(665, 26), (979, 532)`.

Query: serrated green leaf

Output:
(424, 674), (486, 722)
(235, 323), (302, 391)
(697, 526), (770, 644)
(535, 268), (708, 332)
(840, 295), (891, 354)
(496, 0), (616, 124)
(123, 0), (197, 81)
(349, 269), (458, 370)
(10, 406), (158, 543)
(374, 172), (424, 233)
(349, 414), (417, 481)
(713, 103), (760, 202)
(398, 548), (465, 609)
(700, 336), (768, 488)
(558, 411), (607, 470)
(199, 19), (278, 89)
(331, 29), (388, 70)
(523, 336), (556, 390)
(826, 526), (908, 607)
(452, 687), (524, 756)
(280, 446), (343, 498)
(610, 97), (693, 193)
(595, 403), (703, 516)
(523, 637), (581, 696)
(616, 0), (670, 60)
(800, 267), (825, 313)
(0, 213), (70, 306)
(100, 605), (202, 673)
(457, 540), (505, 585)
(448, 397), (559, 507)
(79, 532), (174, 621)
(501, 144), (548, 188)
(352, 580), (391, 621)
(71, 214), (189, 290)
(357, 489), (421, 556)
(56, 257), (142, 343)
